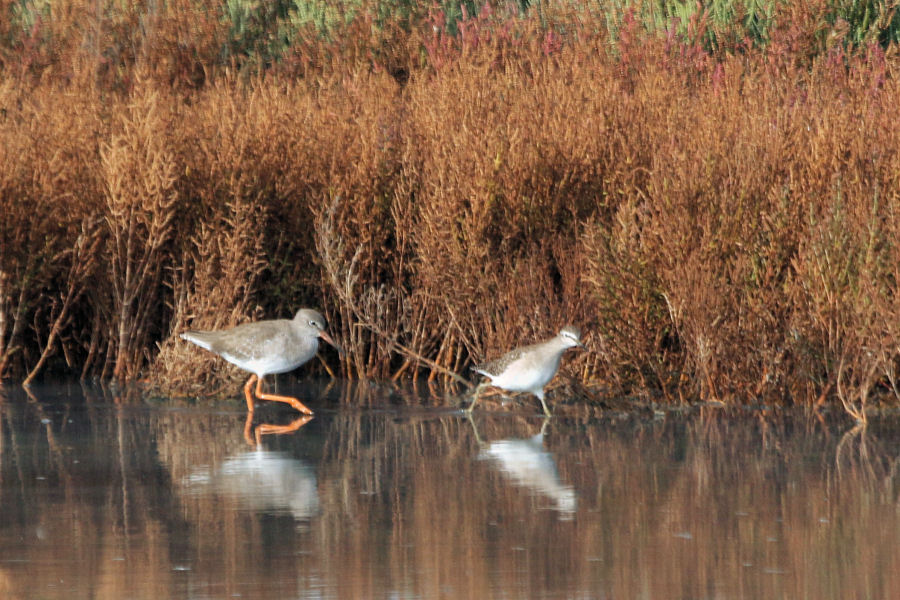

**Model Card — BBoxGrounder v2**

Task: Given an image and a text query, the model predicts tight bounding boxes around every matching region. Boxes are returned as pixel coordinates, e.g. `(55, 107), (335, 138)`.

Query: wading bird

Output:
(181, 308), (340, 415)
(468, 326), (585, 416)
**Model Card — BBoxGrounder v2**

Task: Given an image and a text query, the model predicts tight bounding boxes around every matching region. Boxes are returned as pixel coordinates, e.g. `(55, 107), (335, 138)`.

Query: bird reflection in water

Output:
(470, 417), (577, 518)
(243, 411), (313, 446)
(183, 414), (319, 522)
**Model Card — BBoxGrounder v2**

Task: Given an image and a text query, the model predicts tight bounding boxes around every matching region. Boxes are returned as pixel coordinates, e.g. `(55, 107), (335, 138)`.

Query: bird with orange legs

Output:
(181, 308), (341, 415)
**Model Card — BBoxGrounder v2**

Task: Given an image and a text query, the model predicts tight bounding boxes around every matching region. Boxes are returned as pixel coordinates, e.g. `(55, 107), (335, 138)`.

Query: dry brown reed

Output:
(0, 80), (106, 381)
(101, 84), (180, 379)
(2, 6), (900, 416)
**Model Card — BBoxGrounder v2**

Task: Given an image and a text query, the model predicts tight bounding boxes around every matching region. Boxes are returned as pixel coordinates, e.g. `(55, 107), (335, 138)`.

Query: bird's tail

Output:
(180, 331), (215, 351)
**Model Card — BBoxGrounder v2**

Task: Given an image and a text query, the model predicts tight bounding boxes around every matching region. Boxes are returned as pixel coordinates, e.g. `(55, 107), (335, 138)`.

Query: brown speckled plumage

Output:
(469, 325), (584, 416)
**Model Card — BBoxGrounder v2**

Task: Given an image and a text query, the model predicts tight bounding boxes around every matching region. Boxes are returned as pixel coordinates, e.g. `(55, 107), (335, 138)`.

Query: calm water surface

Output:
(1, 381), (899, 599)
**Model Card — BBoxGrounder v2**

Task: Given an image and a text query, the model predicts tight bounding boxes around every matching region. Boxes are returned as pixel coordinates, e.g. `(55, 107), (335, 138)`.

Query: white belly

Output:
(220, 352), (303, 376)
(488, 356), (560, 394)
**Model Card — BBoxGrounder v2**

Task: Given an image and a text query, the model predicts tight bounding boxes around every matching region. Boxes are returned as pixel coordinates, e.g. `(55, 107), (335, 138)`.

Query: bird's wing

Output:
(194, 320), (293, 363)
(474, 346), (528, 376)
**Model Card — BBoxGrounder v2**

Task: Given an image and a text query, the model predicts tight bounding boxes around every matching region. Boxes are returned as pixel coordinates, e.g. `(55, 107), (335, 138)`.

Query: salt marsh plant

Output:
(1, 2), (900, 421)
(100, 86), (179, 380)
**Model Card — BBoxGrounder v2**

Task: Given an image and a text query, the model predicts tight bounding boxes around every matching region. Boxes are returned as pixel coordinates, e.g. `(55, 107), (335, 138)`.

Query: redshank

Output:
(181, 308), (340, 414)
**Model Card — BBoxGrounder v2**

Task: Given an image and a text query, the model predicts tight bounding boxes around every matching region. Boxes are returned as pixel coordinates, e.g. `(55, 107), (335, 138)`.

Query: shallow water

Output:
(1, 381), (899, 599)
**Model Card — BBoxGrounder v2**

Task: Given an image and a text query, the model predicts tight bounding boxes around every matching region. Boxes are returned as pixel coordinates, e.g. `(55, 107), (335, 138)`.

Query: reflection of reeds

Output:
(3, 386), (900, 598)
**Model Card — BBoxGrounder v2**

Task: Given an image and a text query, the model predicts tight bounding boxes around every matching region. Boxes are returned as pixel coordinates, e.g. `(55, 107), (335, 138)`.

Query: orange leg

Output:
(243, 374), (258, 412)
(243, 410), (255, 445)
(253, 416), (314, 445)
(255, 375), (314, 415)
(244, 412), (313, 446)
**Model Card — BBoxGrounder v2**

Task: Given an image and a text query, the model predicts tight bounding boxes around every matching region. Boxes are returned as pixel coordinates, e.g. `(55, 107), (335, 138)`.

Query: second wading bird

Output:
(468, 325), (585, 416)
(181, 308), (340, 415)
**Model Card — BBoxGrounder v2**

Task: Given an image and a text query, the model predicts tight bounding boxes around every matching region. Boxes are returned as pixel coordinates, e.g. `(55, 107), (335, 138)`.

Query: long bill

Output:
(318, 330), (344, 356)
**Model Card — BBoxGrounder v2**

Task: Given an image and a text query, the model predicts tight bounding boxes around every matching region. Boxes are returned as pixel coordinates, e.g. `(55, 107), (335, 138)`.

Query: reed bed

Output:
(2, 1), (900, 416)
